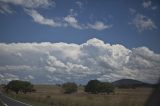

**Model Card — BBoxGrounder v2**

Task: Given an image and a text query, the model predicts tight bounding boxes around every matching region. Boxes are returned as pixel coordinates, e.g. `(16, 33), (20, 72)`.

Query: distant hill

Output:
(112, 79), (154, 88)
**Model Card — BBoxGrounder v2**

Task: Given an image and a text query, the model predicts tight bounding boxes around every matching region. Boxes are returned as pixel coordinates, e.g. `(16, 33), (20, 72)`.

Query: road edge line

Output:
(0, 99), (8, 106)
(2, 94), (32, 106)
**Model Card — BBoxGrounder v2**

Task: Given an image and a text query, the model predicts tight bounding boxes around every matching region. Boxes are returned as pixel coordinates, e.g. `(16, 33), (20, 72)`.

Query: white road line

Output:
(0, 99), (8, 106)
(3, 102), (8, 106)
(2, 94), (32, 106)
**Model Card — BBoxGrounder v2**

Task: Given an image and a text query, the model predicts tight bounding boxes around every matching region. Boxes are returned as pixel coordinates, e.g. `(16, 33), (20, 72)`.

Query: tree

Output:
(85, 80), (115, 94)
(6, 80), (34, 94)
(21, 81), (34, 94)
(85, 80), (100, 94)
(99, 82), (115, 94)
(62, 82), (78, 94)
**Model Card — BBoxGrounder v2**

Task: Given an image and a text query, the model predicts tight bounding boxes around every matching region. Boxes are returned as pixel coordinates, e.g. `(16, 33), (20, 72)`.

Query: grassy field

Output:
(4, 85), (153, 106)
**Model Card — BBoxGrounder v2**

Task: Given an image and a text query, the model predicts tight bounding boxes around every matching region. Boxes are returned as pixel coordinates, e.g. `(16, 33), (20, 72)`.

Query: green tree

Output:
(6, 80), (22, 94)
(21, 81), (34, 94)
(85, 80), (115, 94)
(99, 82), (115, 94)
(85, 80), (100, 94)
(6, 80), (34, 94)
(62, 82), (78, 94)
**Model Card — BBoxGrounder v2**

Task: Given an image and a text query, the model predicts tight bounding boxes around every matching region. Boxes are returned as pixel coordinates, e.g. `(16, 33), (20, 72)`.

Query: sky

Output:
(0, 0), (160, 84)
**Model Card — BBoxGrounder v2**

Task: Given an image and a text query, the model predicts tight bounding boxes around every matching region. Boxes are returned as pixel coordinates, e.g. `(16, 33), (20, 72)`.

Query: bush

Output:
(62, 82), (78, 94)
(85, 80), (114, 94)
(6, 80), (34, 94)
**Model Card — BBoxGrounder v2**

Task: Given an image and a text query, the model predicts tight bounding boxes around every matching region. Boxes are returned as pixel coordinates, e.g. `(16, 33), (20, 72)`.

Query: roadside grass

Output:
(4, 85), (153, 106)
(0, 99), (6, 106)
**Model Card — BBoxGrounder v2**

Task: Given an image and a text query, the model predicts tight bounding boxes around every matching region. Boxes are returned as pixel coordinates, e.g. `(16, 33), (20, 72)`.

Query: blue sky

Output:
(0, 0), (160, 84)
(0, 0), (160, 52)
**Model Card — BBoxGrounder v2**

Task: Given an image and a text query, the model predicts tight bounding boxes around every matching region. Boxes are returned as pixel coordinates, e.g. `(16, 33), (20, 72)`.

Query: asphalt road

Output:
(0, 92), (32, 106)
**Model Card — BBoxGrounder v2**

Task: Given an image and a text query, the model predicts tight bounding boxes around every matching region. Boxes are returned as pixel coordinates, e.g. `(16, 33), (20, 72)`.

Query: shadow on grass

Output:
(145, 79), (160, 106)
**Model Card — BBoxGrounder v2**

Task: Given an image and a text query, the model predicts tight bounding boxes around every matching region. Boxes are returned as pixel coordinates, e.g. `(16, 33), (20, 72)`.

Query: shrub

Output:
(62, 82), (78, 94)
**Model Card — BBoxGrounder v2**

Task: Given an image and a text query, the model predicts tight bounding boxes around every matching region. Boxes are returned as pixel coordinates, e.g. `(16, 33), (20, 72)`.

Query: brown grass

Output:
(6, 85), (154, 106)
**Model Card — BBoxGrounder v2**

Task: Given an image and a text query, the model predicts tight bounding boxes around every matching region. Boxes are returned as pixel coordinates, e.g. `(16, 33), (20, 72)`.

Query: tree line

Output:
(4, 79), (115, 94)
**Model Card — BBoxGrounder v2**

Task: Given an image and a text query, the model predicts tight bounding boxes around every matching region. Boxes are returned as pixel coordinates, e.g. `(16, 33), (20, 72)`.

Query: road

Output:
(0, 92), (32, 106)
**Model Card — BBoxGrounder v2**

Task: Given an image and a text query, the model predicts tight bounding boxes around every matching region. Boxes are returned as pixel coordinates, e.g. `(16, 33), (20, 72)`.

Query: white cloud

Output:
(64, 15), (111, 31)
(129, 8), (136, 15)
(0, 0), (111, 31)
(0, 38), (159, 84)
(25, 75), (34, 80)
(25, 9), (61, 27)
(69, 9), (78, 17)
(24, 9), (110, 31)
(142, 1), (152, 8)
(0, 73), (19, 83)
(0, 65), (32, 71)
(0, 74), (4, 78)
(0, 0), (55, 15)
(0, 0), (54, 8)
(47, 55), (67, 69)
(142, 0), (157, 10)
(0, 2), (13, 14)
(75, 1), (83, 8)
(131, 14), (157, 32)
(151, 6), (157, 10)
(64, 15), (82, 29)
(87, 21), (112, 31)
(15, 52), (22, 57)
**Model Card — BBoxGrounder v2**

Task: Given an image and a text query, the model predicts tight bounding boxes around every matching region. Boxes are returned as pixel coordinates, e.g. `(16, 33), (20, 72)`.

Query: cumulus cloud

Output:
(25, 9), (61, 27)
(131, 14), (157, 32)
(0, 38), (159, 84)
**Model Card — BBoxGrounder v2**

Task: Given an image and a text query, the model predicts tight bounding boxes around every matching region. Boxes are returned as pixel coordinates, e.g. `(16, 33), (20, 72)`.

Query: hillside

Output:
(112, 79), (153, 88)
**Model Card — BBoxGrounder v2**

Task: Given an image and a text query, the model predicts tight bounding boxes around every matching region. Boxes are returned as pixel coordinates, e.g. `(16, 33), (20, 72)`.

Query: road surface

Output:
(0, 92), (32, 106)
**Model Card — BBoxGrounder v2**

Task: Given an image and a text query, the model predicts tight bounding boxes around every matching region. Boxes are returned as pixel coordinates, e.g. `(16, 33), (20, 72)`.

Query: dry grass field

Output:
(5, 85), (154, 106)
